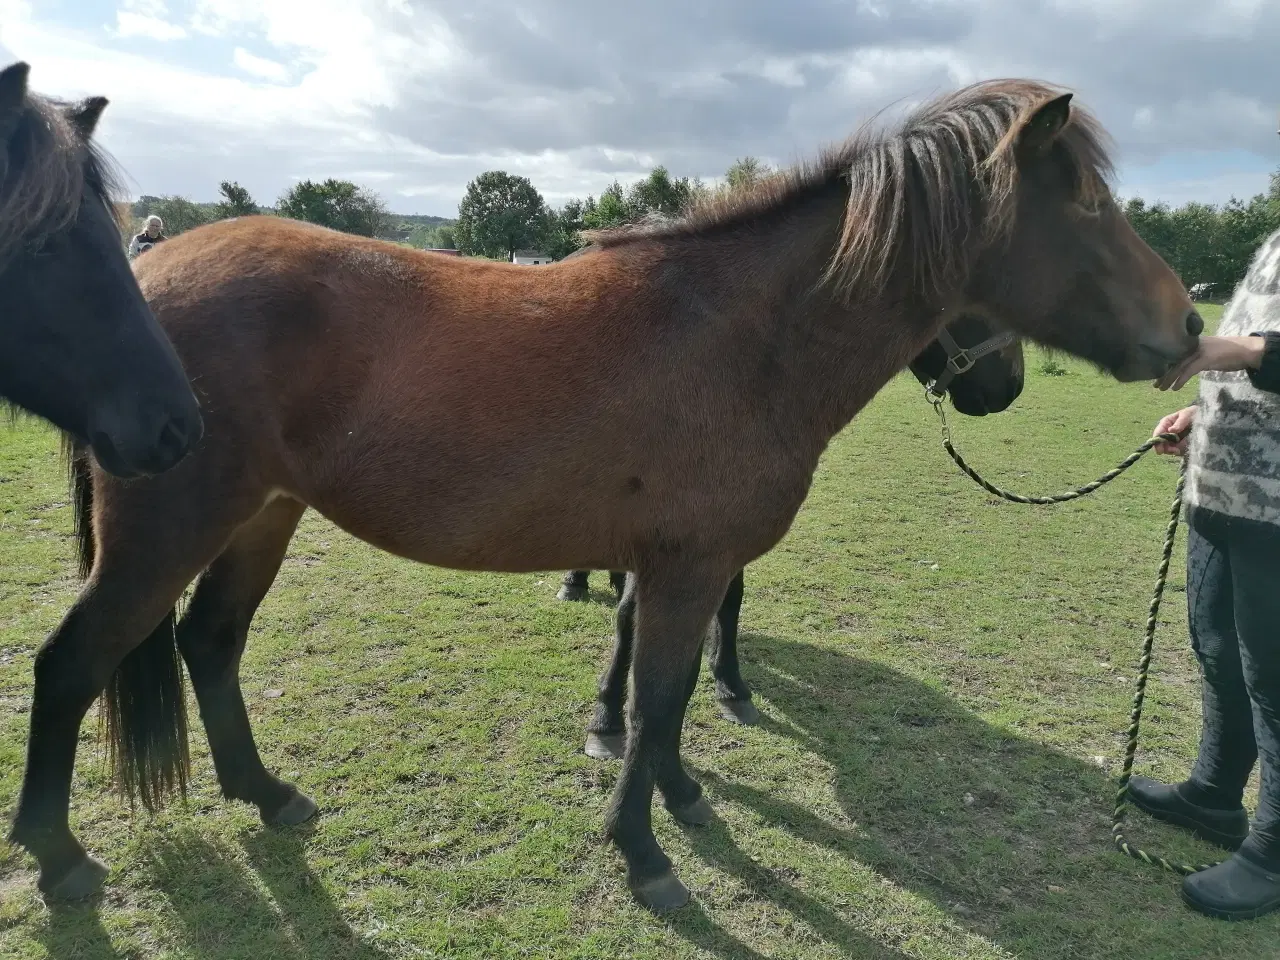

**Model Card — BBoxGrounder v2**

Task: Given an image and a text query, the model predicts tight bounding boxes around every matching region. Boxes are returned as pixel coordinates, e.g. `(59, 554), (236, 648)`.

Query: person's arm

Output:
(1154, 335), (1271, 392)
(127, 235), (140, 258)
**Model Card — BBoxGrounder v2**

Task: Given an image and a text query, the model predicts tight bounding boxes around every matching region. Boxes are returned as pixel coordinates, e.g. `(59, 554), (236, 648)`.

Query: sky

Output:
(1, 0), (1277, 218)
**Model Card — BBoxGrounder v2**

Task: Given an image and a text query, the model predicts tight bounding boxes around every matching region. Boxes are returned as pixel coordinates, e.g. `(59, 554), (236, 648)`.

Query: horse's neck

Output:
(693, 198), (942, 454)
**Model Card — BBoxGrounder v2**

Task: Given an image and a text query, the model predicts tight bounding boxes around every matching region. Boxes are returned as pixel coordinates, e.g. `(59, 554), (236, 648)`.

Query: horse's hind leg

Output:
(175, 495), (314, 826)
(9, 481), (244, 899)
(556, 570), (591, 602)
(707, 569), (758, 725)
(585, 573), (637, 760)
(605, 561), (730, 911)
(608, 570), (627, 602)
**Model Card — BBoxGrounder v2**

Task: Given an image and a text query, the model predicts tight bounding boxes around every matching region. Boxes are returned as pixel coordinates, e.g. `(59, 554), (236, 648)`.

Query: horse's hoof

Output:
(631, 869), (691, 912)
(556, 584), (589, 602)
(668, 796), (714, 826)
(584, 731), (626, 760)
(717, 698), (760, 726)
(40, 855), (109, 901)
(265, 791), (319, 827)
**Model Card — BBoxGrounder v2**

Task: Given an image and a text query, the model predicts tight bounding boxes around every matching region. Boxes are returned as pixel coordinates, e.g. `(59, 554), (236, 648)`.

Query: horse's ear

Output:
(0, 62), (30, 145)
(67, 96), (108, 140)
(1017, 93), (1073, 158)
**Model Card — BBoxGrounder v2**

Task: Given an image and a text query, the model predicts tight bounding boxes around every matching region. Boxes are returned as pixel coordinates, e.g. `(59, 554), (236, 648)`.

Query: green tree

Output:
(431, 224), (457, 249)
(147, 195), (213, 236)
(1125, 197), (1179, 276)
(455, 171), (550, 260)
(131, 195), (162, 219)
(542, 198), (588, 260)
(1216, 193), (1280, 288)
(277, 178), (392, 238)
(1168, 202), (1221, 287)
(725, 156), (773, 191)
(581, 181), (628, 231)
(626, 166), (696, 218)
(406, 223), (457, 249)
(1123, 184), (1280, 297)
(214, 180), (257, 219)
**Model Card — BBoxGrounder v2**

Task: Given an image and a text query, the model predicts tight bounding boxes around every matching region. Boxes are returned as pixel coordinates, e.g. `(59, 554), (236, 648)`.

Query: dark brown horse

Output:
(557, 308), (1022, 602)
(0, 62), (201, 478)
(572, 313), (1025, 755)
(10, 79), (1201, 911)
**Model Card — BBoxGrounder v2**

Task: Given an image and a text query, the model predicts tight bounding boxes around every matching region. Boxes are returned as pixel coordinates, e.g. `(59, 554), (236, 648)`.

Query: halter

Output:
(916, 326), (1017, 405)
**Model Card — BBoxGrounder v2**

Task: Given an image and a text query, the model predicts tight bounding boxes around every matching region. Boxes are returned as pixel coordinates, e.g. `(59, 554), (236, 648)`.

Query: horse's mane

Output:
(586, 79), (1115, 303)
(0, 90), (123, 267)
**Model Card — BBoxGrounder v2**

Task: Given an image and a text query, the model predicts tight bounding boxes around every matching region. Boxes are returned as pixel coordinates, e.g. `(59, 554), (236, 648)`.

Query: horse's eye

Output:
(1073, 193), (1107, 219)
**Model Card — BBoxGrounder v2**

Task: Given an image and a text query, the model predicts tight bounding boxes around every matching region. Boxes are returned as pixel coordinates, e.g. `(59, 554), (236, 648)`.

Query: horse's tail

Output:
(66, 438), (190, 810)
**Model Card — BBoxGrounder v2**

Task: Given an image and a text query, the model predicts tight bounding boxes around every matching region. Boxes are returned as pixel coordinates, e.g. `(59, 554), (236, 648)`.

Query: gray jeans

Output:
(1186, 506), (1280, 862)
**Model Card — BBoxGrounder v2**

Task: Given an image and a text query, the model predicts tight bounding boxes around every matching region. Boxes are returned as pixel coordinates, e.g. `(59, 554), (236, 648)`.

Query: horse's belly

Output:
(311, 499), (626, 573)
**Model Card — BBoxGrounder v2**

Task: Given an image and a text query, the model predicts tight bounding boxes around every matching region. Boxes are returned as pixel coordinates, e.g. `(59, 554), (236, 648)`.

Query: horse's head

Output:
(0, 62), (201, 477)
(909, 314), (1024, 416)
(960, 84), (1200, 381)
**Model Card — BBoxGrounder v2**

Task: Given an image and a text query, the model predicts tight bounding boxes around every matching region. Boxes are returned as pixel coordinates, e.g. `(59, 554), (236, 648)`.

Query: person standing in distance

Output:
(128, 214), (166, 258)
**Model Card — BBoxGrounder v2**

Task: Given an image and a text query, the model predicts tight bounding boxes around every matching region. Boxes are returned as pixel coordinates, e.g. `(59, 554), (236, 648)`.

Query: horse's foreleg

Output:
(10, 482), (235, 899)
(604, 561), (729, 912)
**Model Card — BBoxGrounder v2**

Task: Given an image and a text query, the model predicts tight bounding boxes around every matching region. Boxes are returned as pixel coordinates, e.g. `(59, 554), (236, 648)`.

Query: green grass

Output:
(4, 304), (1277, 958)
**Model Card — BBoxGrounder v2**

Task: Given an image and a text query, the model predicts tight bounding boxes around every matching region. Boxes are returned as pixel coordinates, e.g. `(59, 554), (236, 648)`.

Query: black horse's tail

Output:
(66, 440), (189, 810)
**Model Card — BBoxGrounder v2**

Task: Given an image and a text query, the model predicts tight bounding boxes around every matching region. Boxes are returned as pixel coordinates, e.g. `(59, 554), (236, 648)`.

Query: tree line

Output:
(453, 159), (1280, 294)
(124, 179), (444, 246)
(1123, 172), (1280, 295)
(128, 161), (1280, 297)
(452, 157), (773, 261)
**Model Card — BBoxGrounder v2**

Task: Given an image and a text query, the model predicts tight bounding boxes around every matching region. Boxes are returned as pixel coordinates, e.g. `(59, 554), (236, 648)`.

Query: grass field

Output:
(4, 303), (1279, 959)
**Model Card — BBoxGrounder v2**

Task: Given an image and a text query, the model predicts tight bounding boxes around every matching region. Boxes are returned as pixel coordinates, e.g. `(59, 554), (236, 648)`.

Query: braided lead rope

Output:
(934, 401), (1178, 503)
(932, 401), (1212, 874)
(1109, 466), (1219, 875)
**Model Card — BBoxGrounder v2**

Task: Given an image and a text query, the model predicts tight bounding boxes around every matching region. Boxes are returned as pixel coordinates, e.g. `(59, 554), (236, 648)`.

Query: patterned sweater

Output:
(1185, 227), (1280, 525)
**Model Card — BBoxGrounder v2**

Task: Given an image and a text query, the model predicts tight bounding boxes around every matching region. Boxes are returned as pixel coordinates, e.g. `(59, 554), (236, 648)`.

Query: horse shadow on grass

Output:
(138, 824), (391, 960)
(34, 895), (120, 960)
(665, 632), (1279, 960)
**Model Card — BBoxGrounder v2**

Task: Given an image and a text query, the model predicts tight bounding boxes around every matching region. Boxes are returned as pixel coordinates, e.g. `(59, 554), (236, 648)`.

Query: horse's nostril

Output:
(1186, 309), (1205, 337)
(157, 416), (190, 456)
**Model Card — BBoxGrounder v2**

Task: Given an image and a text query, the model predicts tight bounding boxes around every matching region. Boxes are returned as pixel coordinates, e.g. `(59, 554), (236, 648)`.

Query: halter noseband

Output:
(916, 326), (1017, 405)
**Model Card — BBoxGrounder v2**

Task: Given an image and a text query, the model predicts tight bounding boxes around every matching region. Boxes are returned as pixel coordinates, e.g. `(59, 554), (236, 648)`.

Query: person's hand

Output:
(1154, 335), (1266, 391)
(1152, 406), (1196, 456)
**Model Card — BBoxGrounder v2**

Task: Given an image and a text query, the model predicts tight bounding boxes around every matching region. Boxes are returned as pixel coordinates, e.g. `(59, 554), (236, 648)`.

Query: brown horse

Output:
(10, 79), (1201, 911)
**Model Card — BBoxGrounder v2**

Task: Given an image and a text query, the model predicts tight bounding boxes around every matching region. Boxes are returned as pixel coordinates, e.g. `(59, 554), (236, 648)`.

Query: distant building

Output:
(512, 249), (551, 265)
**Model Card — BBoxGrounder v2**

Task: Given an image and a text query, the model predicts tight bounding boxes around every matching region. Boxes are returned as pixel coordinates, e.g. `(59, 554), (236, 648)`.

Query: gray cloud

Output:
(357, 0), (1280, 211)
(8, 1), (1277, 214)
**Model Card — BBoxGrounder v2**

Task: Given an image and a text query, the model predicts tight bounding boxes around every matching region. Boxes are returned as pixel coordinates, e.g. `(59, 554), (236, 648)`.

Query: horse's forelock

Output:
(0, 92), (116, 268)
(825, 79), (1115, 305)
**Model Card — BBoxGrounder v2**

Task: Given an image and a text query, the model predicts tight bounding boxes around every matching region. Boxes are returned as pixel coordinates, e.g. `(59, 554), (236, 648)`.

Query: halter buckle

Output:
(945, 349), (976, 376)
